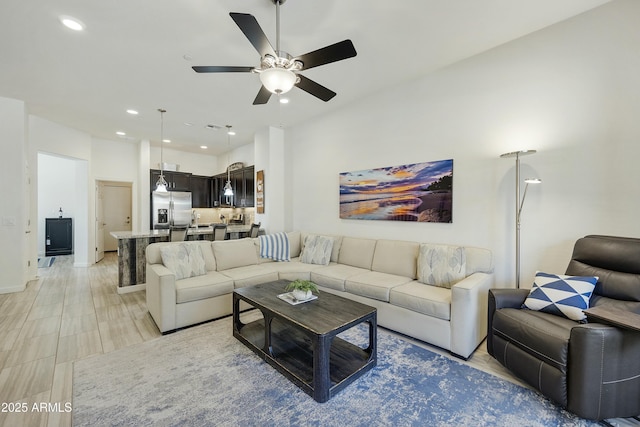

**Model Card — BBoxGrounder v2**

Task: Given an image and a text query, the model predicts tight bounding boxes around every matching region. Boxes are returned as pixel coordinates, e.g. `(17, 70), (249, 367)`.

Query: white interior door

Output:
(95, 183), (105, 262)
(103, 184), (132, 252)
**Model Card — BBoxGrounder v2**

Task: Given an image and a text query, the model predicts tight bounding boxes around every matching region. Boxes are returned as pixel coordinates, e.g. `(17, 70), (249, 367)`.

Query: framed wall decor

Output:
(256, 170), (265, 213)
(339, 159), (453, 222)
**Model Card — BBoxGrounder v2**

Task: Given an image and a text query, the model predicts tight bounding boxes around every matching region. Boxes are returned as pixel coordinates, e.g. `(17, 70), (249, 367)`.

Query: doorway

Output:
(95, 180), (132, 262)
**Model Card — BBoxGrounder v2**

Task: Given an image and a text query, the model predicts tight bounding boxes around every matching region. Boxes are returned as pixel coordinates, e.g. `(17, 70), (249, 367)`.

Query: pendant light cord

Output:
(158, 108), (166, 177)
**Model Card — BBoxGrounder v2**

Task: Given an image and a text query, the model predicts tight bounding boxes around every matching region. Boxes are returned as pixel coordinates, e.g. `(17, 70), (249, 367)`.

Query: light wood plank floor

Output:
(0, 253), (637, 426)
(0, 253), (161, 427)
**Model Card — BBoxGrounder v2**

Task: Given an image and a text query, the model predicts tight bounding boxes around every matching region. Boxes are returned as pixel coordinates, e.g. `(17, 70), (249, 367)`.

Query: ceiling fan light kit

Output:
(193, 0), (357, 105)
(259, 67), (297, 94)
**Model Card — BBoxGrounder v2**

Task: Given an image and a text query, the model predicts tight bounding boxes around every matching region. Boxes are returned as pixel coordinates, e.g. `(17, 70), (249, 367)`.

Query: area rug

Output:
(73, 315), (597, 427)
(37, 256), (55, 268)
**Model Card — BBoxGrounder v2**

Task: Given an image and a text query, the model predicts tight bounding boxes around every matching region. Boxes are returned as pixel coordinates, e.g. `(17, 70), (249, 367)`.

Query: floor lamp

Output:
(500, 150), (541, 288)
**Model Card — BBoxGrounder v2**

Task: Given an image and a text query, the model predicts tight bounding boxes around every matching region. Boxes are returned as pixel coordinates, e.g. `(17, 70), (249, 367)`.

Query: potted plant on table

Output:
(286, 279), (319, 301)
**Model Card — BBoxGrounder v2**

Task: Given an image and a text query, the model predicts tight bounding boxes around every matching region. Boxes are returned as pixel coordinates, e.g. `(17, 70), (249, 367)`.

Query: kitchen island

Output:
(110, 225), (257, 291)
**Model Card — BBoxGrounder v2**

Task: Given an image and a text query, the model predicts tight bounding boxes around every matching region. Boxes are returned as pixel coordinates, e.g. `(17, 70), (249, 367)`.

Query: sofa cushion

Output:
(258, 258), (325, 281)
(259, 232), (290, 262)
(371, 240), (419, 279)
(338, 237), (377, 270)
(300, 235), (334, 265)
(221, 265), (279, 288)
(213, 239), (258, 271)
(311, 264), (367, 291)
(465, 246), (493, 275)
(175, 272), (234, 304)
(417, 243), (466, 288)
(160, 244), (207, 280)
(523, 271), (598, 321)
(390, 281), (451, 320)
(345, 272), (413, 302)
(287, 231), (302, 258)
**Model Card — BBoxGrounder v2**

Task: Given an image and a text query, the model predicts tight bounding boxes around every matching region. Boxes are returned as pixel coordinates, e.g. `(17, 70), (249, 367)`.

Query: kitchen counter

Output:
(110, 224), (258, 290)
(110, 224), (253, 240)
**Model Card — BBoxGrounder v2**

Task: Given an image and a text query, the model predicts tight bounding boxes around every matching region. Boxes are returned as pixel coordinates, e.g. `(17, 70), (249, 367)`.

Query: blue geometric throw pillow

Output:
(523, 271), (598, 321)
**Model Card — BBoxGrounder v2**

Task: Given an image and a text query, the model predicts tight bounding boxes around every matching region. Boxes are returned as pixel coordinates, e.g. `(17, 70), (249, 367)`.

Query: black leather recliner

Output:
(488, 235), (640, 420)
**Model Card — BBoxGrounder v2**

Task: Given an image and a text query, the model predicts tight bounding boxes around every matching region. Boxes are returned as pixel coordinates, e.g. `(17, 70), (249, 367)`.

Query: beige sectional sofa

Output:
(145, 231), (494, 359)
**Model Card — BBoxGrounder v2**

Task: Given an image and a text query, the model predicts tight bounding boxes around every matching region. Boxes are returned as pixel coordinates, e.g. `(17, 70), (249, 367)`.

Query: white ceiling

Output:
(0, 0), (610, 155)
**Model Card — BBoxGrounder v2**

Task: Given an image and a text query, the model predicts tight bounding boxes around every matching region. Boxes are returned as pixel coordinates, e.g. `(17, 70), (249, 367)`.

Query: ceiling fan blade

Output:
(192, 66), (254, 73)
(294, 40), (357, 71)
(253, 86), (272, 105)
(230, 13), (276, 59)
(295, 75), (336, 102)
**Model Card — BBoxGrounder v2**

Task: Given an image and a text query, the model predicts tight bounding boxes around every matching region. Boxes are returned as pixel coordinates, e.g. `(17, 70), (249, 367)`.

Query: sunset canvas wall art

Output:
(339, 159), (453, 222)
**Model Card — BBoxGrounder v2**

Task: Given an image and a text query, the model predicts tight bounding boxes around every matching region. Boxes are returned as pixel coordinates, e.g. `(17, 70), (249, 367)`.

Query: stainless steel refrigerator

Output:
(151, 191), (192, 229)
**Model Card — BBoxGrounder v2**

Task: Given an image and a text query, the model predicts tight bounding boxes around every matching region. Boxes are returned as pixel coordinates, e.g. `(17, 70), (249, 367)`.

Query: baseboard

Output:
(0, 283), (27, 294)
(117, 283), (146, 294)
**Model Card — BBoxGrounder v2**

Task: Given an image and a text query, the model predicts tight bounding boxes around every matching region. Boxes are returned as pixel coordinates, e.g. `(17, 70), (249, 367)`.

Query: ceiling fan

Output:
(192, 0), (357, 105)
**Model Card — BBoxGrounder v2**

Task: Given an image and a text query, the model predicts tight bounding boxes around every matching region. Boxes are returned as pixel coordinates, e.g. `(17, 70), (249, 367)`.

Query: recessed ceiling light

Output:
(126, 109), (139, 115)
(60, 16), (85, 31)
(163, 139), (171, 143)
(279, 98), (289, 104)
(116, 131), (126, 136)
(183, 122), (193, 127)
(200, 145), (208, 149)
(227, 130), (236, 136)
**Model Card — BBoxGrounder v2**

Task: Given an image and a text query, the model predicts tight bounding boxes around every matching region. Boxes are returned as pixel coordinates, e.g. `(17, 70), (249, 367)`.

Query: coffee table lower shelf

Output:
(235, 317), (375, 402)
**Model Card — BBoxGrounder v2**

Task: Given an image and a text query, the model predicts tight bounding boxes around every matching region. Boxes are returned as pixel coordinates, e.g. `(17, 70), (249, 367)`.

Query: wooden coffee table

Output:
(232, 280), (377, 403)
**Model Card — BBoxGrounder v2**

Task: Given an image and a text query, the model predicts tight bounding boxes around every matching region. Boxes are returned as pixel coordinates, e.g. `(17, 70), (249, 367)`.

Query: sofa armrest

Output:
(450, 272), (494, 359)
(145, 263), (177, 333)
(568, 323), (640, 420)
(486, 288), (529, 356)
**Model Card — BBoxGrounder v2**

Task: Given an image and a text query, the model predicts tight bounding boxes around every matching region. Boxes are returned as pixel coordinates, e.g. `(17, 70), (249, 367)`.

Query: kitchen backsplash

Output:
(192, 207), (255, 226)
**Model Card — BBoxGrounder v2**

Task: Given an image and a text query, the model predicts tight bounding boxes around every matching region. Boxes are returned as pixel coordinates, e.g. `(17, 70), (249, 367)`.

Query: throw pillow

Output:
(160, 244), (192, 280)
(300, 235), (334, 266)
(259, 232), (290, 262)
(186, 244), (207, 277)
(160, 243), (207, 280)
(523, 272), (598, 321)
(417, 244), (466, 288)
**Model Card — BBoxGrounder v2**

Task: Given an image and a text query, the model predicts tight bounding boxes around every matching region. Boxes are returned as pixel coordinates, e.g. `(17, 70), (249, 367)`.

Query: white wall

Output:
(288, 0), (640, 289)
(0, 97), (29, 293)
(150, 146), (219, 176)
(216, 142), (255, 176)
(254, 127), (287, 233)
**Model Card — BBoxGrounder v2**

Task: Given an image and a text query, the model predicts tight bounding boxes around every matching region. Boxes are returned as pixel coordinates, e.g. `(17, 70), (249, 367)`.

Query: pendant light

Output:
(155, 108), (169, 192)
(223, 125), (234, 196)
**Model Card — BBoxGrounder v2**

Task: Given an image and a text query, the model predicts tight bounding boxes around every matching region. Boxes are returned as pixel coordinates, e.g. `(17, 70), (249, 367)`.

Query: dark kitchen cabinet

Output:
(243, 166), (255, 207)
(45, 218), (73, 256)
(210, 176), (222, 207)
(212, 165), (254, 207)
(148, 166), (254, 208)
(190, 175), (211, 208)
(150, 169), (192, 192)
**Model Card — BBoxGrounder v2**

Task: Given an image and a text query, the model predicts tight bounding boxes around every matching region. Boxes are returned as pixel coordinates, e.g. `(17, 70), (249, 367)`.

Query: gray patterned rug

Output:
(73, 313), (597, 426)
